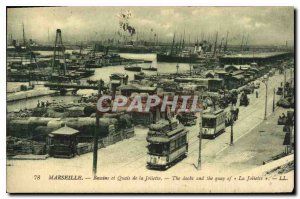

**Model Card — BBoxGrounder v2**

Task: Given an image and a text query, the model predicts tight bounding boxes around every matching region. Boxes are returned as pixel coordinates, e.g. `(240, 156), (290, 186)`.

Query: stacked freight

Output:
(7, 112), (135, 158)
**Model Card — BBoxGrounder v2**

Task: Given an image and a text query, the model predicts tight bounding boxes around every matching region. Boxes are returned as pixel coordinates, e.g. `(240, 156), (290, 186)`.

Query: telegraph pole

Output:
(282, 65), (286, 99)
(272, 88), (275, 112)
(93, 106), (100, 176)
(286, 112), (294, 154)
(290, 124), (294, 153)
(230, 104), (234, 145)
(189, 57), (192, 76)
(264, 76), (268, 120)
(197, 112), (202, 170)
(290, 68), (293, 87)
(93, 81), (102, 176)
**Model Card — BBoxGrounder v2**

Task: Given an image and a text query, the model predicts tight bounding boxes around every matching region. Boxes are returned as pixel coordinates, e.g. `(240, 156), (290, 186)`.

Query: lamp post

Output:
(272, 88), (275, 112)
(230, 105), (234, 145)
(290, 68), (293, 87)
(282, 65), (286, 99)
(93, 80), (103, 176)
(197, 112), (202, 170)
(189, 57), (192, 76)
(263, 74), (268, 120)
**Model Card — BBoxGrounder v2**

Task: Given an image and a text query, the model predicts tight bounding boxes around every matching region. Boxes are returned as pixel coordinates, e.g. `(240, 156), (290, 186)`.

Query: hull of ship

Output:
(134, 74), (146, 80)
(117, 47), (153, 54)
(142, 67), (157, 71)
(157, 54), (204, 63)
(124, 67), (142, 72)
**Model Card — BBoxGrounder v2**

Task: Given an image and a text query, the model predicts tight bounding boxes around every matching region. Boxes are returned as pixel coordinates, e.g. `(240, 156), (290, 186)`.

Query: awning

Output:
(147, 130), (188, 143)
(50, 126), (79, 136)
(202, 114), (217, 119)
(111, 80), (121, 84)
(147, 136), (170, 143)
(167, 126), (185, 137)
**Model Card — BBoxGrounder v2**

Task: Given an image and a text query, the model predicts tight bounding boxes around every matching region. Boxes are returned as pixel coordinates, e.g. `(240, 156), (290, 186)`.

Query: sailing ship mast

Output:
(170, 33), (176, 56)
(22, 22), (26, 47)
(182, 28), (185, 51)
(79, 42), (83, 56)
(224, 31), (229, 53)
(48, 28), (50, 44)
(219, 38), (223, 53)
(244, 34), (249, 51)
(178, 34), (182, 53)
(213, 32), (218, 57)
(240, 33), (245, 52)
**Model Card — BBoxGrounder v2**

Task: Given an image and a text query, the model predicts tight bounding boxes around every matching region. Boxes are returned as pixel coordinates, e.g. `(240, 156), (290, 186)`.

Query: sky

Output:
(7, 6), (294, 46)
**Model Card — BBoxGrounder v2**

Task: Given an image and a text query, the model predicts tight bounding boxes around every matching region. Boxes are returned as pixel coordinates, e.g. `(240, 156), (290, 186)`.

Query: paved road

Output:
(206, 106), (291, 176)
(7, 70), (291, 176)
(119, 70), (290, 175)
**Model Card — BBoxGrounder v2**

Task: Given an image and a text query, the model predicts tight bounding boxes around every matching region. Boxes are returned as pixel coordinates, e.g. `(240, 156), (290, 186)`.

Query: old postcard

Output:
(6, 6), (294, 193)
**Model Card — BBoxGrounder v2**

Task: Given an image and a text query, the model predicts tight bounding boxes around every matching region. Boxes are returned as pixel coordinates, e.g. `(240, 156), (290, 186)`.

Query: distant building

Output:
(219, 52), (292, 65)
(117, 84), (157, 96)
(109, 73), (129, 97)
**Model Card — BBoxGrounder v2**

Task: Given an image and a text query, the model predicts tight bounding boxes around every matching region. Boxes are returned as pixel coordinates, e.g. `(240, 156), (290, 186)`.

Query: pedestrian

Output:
(256, 90), (259, 98)
(232, 96), (237, 106)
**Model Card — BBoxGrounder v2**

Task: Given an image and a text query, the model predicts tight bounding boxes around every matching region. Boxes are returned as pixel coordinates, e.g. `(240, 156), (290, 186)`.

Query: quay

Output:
(7, 89), (58, 102)
(219, 52), (293, 65)
(44, 82), (108, 90)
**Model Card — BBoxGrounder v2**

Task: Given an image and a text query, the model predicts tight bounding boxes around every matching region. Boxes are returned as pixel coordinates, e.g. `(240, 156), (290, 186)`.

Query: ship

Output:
(142, 66), (157, 71)
(157, 53), (204, 63)
(143, 60), (158, 71)
(117, 45), (154, 54)
(134, 72), (146, 81)
(74, 66), (95, 78)
(124, 64), (142, 72)
(157, 32), (214, 63)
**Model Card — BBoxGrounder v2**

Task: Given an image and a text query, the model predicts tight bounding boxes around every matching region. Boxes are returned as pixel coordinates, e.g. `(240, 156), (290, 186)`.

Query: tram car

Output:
(202, 109), (226, 139)
(146, 118), (188, 170)
(176, 112), (197, 126)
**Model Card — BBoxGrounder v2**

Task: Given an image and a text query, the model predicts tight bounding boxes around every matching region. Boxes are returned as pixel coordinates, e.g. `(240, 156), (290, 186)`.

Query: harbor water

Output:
(7, 53), (192, 112)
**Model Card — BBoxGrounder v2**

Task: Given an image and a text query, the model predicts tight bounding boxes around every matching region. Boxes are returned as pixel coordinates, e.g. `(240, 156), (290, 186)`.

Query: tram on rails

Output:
(202, 109), (227, 139)
(146, 118), (189, 170)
